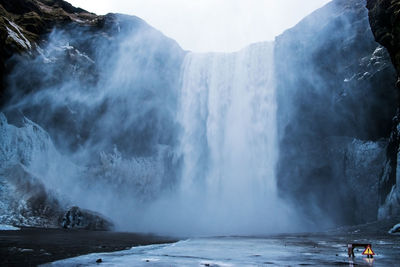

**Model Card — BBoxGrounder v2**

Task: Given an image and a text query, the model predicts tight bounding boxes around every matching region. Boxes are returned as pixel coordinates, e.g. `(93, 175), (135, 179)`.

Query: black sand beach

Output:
(0, 228), (177, 267)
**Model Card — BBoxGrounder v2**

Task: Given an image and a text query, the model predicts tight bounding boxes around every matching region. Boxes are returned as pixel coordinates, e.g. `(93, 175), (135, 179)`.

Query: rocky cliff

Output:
(275, 0), (398, 226)
(1, 0), (398, 230)
(0, 0), (99, 105)
(367, 0), (400, 218)
(367, 0), (400, 81)
(0, 0), (108, 228)
(0, 0), (185, 228)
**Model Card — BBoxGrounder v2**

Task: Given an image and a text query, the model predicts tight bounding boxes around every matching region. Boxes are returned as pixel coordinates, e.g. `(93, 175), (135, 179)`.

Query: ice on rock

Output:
(389, 223), (400, 234)
(0, 224), (20, 230)
(5, 19), (32, 50)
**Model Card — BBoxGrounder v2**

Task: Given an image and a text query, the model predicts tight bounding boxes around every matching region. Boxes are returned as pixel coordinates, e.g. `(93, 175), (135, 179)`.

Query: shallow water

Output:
(45, 234), (400, 266)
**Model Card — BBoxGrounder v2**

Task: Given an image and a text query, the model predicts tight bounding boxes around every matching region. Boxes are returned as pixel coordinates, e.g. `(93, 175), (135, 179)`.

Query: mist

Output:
(275, 0), (396, 226)
(1, 0), (396, 236)
(2, 11), (301, 236)
(3, 15), (186, 233)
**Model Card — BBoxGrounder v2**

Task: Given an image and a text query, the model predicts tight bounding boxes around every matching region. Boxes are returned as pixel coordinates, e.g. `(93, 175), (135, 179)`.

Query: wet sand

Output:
(0, 227), (177, 267)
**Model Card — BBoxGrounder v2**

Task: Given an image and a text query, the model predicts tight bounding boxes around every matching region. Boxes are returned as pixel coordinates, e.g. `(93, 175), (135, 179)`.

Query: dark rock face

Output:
(367, 0), (400, 79)
(61, 206), (113, 230)
(367, 0), (400, 218)
(275, 0), (398, 226)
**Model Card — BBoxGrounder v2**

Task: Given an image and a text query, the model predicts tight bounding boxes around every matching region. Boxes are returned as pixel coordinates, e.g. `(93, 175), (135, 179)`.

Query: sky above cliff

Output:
(67, 0), (331, 52)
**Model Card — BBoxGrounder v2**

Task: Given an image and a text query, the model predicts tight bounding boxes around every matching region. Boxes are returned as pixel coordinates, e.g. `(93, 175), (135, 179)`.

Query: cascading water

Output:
(171, 42), (292, 235)
(1, 23), (295, 235)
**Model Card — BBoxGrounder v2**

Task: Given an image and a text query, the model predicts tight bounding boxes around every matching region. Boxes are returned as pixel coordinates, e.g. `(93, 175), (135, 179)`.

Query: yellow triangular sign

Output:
(362, 245), (375, 256)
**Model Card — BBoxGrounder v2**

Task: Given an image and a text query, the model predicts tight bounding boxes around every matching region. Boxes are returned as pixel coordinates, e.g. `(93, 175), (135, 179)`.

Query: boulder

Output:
(61, 206), (113, 231)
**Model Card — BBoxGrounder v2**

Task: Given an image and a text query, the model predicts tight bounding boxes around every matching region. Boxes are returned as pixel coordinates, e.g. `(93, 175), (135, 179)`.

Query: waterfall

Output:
(173, 42), (290, 234)
(2, 27), (294, 234)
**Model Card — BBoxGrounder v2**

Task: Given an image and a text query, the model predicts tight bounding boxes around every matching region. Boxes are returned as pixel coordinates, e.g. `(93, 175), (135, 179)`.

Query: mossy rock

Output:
(17, 11), (44, 35)
(0, 0), (41, 15)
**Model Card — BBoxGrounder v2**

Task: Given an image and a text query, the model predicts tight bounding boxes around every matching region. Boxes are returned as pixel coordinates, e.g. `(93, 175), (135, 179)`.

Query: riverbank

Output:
(2, 217), (399, 266)
(0, 227), (177, 266)
(47, 224), (400, 266)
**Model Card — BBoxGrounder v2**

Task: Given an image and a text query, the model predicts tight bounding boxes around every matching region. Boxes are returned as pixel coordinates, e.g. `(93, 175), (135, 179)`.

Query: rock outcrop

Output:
(367, 0), (400, 219)
(61, 206), (113, 230)
(0, 112), (63, 227)
(0, 0), (100, 105)
(0, 164), (64, 227)
(275, 0), (398, 226)
(367, 0), (400, 82)
(0, 112), (115, 229)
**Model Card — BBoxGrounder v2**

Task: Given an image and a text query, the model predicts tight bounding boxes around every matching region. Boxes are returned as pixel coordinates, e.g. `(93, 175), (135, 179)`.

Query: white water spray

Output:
(2, 27), (296, 235)
(172, 42), (291, 235)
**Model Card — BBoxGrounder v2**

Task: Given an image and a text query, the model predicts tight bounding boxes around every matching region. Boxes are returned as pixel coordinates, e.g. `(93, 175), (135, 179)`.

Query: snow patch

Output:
(5, 19), (32, 50)
(6, 26), (28, 49)
(0, 224), (20, 230)
(389, 223), (400, 234)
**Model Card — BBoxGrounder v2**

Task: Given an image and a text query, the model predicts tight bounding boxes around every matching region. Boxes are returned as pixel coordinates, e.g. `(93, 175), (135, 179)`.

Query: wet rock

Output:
(367, 0), (400, 220)
(96, 258), (102, 263)
(276, 0), (397, 226)
(367, 0), (400, 76)
(61, 206), (113, 230)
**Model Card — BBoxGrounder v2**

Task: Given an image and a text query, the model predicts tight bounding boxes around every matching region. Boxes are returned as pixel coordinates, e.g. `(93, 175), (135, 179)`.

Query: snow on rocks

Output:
(0, 224), (20, 230)
(5, 19), (32, 50)
(389, 223), (400, 234)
